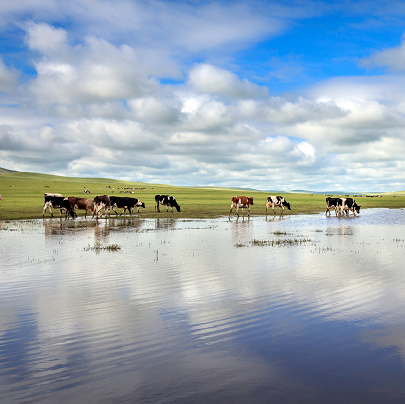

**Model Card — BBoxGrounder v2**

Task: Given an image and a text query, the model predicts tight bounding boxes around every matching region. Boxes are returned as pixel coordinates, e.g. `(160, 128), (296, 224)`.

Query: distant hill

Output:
(0, 167), (17, 174)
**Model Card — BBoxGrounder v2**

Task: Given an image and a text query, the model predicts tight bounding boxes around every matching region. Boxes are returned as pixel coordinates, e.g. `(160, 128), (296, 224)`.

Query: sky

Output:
(1, 0), (405, 192)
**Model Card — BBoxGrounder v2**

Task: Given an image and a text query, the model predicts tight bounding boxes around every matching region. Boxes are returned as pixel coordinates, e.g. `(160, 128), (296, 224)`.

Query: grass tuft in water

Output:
(235, 238), (313, 248)
(84, 242), (121, 252)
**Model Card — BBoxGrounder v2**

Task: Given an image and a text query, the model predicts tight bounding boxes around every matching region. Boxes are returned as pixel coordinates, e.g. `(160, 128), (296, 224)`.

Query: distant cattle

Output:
(42, 193), (75, 218)
(68, 197), (94, 218)
(325, 197), (340, 217)
(228, 196), (254, 219)
(265, 196), (291, 215)
(93, 195), (111, 218)
(155, 195), (181, 213)
(110, 196), (146, 215)
(337, 198), (361, 217)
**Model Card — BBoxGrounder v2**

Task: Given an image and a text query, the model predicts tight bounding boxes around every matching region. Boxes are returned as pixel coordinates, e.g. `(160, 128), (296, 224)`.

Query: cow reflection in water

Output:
(154, 218), (177, 231)
(43, 218), (143, 242)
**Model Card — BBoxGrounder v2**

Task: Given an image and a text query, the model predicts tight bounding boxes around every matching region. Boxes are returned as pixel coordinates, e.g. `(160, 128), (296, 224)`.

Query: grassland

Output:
(0, 169), (404, 220)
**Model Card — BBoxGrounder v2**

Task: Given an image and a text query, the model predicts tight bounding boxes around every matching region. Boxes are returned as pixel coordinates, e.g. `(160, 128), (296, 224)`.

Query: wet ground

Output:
(1, 209), (405, 403)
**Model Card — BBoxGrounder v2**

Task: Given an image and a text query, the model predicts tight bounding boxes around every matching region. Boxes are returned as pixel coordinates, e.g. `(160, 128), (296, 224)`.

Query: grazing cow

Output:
(337, 198), (361, 217)
(93, 195), (111, 218)
(265, 196), (291, 215)
(155, 195), (181, 213)
(228, 196), (254, 219)
(68, 197), (94, 218)
(110, 196), (146, 215)
(42, 193), (75, 218)
(325, 197), (341, 217)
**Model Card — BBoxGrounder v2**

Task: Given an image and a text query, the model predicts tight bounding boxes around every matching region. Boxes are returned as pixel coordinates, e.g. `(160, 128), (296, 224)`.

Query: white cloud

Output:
(188, 63), (268, 98)
(0, 57), (18, 92)
(2, 5), (405, 191)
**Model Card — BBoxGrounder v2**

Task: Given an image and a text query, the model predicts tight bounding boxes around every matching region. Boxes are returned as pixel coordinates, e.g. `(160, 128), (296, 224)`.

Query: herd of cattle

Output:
(42, 193), (361, 219)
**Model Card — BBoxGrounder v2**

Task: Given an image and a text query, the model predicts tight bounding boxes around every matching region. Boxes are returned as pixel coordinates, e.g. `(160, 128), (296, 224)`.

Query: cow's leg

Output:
(280, 206), (284, 214)
(228, 204), (233, 218)
(44, 203), (55, 217)
(236, 206), (240, 218)
(272, 204), (277, 215)
(265, 202), (270, 215)
(247, 206), (250, 217)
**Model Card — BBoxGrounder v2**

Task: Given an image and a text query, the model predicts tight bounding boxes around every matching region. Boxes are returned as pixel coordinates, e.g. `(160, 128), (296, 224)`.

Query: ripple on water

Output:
(0, 210), (405, 403)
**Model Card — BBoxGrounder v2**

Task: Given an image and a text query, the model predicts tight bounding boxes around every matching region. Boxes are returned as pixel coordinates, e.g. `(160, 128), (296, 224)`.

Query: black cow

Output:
(155, 195), (181, 213)
(337, 198), (361, 217)
(325, 197), (341, 217)
(265, 196), (291, 215)
(42, 193), (76, 218)
(93, 195), (111, 218)
(110, 196), (146, 215)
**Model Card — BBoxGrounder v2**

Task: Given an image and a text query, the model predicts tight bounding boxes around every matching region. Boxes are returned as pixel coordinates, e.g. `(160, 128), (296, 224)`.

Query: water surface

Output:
(1, 209), (405, 403)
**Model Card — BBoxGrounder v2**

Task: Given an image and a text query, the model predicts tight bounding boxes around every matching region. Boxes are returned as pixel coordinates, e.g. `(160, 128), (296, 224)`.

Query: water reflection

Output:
(1, 210), (405, 403)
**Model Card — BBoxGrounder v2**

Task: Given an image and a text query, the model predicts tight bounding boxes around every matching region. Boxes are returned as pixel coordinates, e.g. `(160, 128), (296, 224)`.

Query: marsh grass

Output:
(84, 243), (121, 252)
(235, 238), (313, 248)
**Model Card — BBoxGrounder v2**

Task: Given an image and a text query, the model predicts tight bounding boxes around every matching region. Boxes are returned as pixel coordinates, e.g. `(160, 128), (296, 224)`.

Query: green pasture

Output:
(0, 170), (404, 220)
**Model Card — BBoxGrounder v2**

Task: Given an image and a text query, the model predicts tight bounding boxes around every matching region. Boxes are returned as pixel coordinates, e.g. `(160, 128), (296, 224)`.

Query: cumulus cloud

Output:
(188, 64), (268, 99)
(0, 57), (18, 92)
(361, 36), (405, 72)
(1, 3), (405, 191)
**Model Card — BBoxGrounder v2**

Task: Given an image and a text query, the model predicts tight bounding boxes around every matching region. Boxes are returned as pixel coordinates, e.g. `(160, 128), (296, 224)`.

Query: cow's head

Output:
(139, 202), (146, 209)
(284, 201), (291, 210)
(354, 203), (361, 214)
(175, 204), (181, 212)
(248, 197), (254, 205)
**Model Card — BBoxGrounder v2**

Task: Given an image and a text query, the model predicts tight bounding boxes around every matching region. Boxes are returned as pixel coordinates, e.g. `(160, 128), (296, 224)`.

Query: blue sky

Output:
(1, 0), (405, 192)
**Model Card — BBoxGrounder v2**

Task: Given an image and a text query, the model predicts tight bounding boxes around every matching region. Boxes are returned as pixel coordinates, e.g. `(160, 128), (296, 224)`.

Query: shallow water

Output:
(1, 209), (405, 403)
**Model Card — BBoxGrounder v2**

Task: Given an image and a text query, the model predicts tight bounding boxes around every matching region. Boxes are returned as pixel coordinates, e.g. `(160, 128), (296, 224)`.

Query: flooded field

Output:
(1, 209), (405, 403)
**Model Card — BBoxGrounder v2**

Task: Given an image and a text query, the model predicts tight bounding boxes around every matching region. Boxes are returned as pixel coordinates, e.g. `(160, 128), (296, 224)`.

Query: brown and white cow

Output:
(265, 196), (291, 215)
(68, 197), (94, 218)
(93, 195), (111, 218)
(228, 196), (254, 219)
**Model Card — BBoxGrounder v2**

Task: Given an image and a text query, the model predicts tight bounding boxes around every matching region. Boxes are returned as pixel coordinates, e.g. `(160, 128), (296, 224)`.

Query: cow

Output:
(228, 196), (254, 219)
(155, 195), (181, 213)
(68, 197), (94, 218)
(337, 198), (361, 217)
(93, 195), (111, 218)
(42, 193), (75, 218)
(325, 197), (341, 217)
(110, 196), (146, 215)
(265, 196), (291, 215)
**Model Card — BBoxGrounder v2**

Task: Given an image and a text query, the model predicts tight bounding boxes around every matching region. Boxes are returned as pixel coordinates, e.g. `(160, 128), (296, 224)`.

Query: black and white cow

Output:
(42, 193), (76, 218)
(155, 195), (181, 213)
(337, 198), (361, 217)
(93, 195), (111, 218)
(265, 196), (291, 215)
(325, 197), (341, 217)
(110, 196), (146, 215)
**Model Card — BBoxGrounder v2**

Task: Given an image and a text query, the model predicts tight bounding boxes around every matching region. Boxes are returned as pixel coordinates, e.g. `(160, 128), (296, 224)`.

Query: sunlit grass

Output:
(1, 170), (404, 220)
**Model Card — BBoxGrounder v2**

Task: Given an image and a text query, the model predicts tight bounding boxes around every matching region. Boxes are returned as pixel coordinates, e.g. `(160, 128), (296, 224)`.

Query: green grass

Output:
(1, 170), (405, 220)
